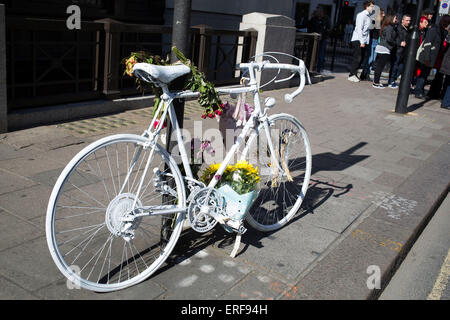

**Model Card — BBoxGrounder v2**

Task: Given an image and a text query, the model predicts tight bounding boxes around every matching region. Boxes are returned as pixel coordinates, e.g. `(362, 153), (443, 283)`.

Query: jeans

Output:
(350, 41), (363, 76)
(317, 39), (327, 72)
(361, 39), (378, 77)
(413, 63), (431, 95)
(443, 85), (450, 107)
(389, 54), (404, 84)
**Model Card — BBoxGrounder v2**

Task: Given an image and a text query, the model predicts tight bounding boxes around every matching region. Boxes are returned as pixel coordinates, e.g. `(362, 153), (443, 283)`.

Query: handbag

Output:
(416, 40), (426, 62)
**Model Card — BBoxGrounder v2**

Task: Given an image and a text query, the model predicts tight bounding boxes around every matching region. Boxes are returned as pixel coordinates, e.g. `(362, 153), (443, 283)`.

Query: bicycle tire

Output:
(46, 134), (186, 292)
(241, 113), (311, 232)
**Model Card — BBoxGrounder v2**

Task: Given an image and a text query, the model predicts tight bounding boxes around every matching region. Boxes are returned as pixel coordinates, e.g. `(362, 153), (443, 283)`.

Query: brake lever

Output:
(274, 71), (296, 83)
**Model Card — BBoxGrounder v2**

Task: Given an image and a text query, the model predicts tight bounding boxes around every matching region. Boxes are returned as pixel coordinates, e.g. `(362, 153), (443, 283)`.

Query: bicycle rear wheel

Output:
(46, 134), (186, 292)
(241, 113), (311, 232)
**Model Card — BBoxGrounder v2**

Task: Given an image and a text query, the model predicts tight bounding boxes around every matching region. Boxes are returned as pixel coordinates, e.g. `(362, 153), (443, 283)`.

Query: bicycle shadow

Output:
(234, 142), (369, 253)
(237, 178), (352, 254)
(150, 141), (370, 269)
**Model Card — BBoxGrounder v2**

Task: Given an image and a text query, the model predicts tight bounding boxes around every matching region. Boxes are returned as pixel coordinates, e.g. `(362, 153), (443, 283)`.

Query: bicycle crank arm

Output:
(206, 210), (247, 234)
(121, 205), (187, 221)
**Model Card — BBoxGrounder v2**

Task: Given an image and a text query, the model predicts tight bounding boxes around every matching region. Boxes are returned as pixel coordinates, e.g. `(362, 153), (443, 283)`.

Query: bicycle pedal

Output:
(224, 220), (247, 234)
(238, 225), (247, 234)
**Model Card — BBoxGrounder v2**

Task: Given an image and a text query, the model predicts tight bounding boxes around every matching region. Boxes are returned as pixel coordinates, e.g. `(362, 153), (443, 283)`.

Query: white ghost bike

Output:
(46, 53), (312, 292)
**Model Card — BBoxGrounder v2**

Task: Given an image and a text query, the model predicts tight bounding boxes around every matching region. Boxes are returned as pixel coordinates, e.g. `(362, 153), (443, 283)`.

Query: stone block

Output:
(239, 13), (296, 90)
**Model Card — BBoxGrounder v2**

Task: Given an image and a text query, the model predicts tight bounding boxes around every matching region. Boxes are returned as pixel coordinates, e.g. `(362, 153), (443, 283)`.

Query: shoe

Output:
(388, 82), (398, 89)
(414, 93), (427, 100)
(441, 104), (450, 110)
(372, 83), (384, 89)
(348, 75), (360, 82)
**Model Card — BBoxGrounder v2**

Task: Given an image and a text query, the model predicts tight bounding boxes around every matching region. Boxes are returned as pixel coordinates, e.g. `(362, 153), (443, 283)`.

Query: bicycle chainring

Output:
(187, 187), (225, 233)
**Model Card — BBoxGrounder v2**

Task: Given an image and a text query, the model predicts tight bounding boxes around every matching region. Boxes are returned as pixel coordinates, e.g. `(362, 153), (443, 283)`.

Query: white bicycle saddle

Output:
(132, 63), (191, 85)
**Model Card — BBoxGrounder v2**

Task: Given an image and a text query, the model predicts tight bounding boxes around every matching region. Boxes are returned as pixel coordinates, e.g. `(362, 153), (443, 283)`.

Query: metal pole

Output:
(394, 0), (425, 114)
(171, 0), (192, 64)
(162, 0), (192, 241)
(168, 0), (192, 143)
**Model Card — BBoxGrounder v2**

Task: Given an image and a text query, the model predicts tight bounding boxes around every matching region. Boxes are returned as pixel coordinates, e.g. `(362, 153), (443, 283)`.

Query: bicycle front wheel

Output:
(242, 113), (311, 232)
(46, 134), (186, 292)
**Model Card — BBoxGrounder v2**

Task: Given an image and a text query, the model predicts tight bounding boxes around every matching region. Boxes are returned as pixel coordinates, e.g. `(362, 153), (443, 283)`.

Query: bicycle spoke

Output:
(245, 115), (311, 231)
(47, 135), (185, 291)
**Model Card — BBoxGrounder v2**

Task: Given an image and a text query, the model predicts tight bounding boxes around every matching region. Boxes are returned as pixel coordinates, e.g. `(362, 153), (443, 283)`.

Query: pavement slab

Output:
(0, 169), (37, 195)
(0, 184), (53, 221)
(0, 210), (44, 251)
(0, 237), (65, 292)
(152, 246), (253, 300)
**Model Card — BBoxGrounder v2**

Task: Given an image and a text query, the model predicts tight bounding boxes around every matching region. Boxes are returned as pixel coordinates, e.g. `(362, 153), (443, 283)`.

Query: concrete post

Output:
(239, 12), (296, 90)
(0, 4), (7, 133)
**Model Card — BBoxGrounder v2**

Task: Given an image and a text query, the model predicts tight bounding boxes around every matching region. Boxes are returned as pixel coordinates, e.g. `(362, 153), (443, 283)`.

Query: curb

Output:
(291, 142), (450, 299)
(373, 181), (449, 299)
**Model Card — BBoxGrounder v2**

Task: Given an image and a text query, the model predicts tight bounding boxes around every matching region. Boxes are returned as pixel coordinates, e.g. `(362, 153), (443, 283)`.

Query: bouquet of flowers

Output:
(122, 51), (170, 125)
(200, 161), (260, 221)
(123, 47), (223, 120)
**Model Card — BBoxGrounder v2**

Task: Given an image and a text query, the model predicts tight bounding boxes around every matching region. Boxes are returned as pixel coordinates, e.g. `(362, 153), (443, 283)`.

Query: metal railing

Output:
(294, 32), (321, 72)
(324, 32), (353, 72)
(6, 17), (105, 111)
(5, 17), (257, 111)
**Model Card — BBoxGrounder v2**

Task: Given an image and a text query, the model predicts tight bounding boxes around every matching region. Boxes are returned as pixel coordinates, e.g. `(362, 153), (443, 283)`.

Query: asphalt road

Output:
(379, 192), (450, 300)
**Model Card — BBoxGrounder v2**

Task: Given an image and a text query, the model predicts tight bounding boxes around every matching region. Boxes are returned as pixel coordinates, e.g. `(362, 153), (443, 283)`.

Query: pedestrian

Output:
(372, 14), (398, 89)
(418, 16), (429, 46)
(427, 32), (450, 100)
(411, 16), (429, 87)
(422, 8), (434, 28)
(388, 14), (411, 88)
(344, 19), (354, 45)
(308, 6), (331, 73)
(360, 6), (385, 81)
(348, 0), (375, 82)
(440, 41), (450, 109)
(414, 15), (450, 99)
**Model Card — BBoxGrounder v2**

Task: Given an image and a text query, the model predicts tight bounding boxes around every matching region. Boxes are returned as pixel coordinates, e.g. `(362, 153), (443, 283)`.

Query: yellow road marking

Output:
(427, 248), (450, 300)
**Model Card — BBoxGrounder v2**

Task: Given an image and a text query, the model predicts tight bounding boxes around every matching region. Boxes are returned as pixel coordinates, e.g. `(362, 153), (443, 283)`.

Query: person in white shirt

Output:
(348, 0), (375, 82)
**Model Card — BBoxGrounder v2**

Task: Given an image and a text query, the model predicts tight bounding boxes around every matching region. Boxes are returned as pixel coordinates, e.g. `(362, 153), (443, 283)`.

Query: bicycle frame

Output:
(126, 62), (287, 220)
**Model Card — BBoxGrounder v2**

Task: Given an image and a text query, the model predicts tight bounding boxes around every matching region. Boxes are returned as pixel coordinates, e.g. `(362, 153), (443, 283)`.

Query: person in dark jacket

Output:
(440, 40), (450, 109)
(308, 6), (331, 73)
(388, 14), (411, 88)
(411, 16), (429, 87)
(372, 14), (398, 88)
(414, 15), (450, 99)
(428, 33), (450, 99)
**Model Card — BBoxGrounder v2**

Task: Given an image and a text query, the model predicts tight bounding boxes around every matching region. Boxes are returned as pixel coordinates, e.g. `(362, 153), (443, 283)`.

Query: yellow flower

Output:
(200, 161), (260, 188)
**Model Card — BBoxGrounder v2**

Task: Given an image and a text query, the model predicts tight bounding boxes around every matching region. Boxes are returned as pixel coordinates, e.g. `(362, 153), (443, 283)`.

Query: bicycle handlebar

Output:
(237, 61), (307, 103)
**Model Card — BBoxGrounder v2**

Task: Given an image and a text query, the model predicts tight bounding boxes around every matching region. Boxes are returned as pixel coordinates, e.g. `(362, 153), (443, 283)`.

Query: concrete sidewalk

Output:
(0, 73), (449, 300)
